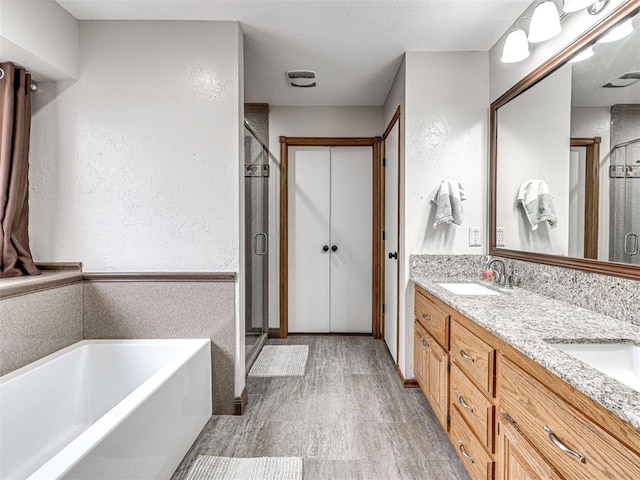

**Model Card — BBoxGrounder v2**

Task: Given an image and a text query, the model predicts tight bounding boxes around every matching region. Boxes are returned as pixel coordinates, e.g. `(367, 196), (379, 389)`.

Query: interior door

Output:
(330, 146), (372, 333)
(384, 121), (400, 361)
(288, 146), (331, 333)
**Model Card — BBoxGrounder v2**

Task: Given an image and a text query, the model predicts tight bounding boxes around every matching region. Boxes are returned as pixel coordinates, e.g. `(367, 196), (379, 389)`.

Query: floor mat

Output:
(184, 456), (302, 480)
(248, 345), (309, 377)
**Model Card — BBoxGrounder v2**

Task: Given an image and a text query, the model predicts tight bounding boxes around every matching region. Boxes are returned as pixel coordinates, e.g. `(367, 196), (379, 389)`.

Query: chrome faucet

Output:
(487, 259), (506, 287)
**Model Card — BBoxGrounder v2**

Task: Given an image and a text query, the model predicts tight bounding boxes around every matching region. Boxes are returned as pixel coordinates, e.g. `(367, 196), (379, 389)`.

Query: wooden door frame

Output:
(279, 136), (382, 338)
(571, 137), (600, 259)
(381, 106), (401, 361)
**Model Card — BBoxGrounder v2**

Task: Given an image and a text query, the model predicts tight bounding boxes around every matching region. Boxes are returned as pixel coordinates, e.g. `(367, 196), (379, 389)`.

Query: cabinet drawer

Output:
(500, 358), (640, 480)
(450, 406), (494, 480)
(414, 289), (449, 349)
(451, 363), (494, 452)
(450, 320), (495, 396)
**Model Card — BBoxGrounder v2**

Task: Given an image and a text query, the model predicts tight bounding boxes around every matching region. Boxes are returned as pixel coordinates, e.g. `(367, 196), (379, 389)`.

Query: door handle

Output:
(624, 233), (638, 256)
(322, 245), (329, 253)
(254, 233), (268, 255)
(331, 245), (338, 252)
(388, 251), (397, 259)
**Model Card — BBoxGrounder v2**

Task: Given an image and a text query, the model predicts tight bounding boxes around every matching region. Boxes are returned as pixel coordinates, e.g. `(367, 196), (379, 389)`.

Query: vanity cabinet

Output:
(412, 284), (640, 480)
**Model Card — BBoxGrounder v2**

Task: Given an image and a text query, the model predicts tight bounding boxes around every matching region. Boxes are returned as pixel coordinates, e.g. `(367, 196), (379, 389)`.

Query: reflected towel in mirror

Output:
(431, 179), (466, 228)
(517, 180), (557, 230)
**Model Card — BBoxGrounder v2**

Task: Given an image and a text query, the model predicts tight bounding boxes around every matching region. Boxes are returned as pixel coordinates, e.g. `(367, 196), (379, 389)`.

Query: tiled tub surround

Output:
(83, 277), (237, 415)
(411, 254), (640, 326)
(0, 272), (83, 376)
(410, 266), (640, 431)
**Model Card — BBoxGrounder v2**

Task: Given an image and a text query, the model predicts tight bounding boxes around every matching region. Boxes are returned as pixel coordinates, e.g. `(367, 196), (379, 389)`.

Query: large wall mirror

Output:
(490, 2), (640, 279)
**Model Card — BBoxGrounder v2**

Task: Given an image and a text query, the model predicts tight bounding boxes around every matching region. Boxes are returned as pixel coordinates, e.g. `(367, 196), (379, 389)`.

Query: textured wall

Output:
(399, 52), (489, 379)
(0, 283), (83, 376)
(83, 280), (237, 414)
(29, 20), (243, 272)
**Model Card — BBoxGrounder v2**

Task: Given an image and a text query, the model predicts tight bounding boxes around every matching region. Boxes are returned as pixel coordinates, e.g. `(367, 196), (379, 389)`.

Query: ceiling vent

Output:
(285, 70), (317, 88)
(601, 71), (640, 88)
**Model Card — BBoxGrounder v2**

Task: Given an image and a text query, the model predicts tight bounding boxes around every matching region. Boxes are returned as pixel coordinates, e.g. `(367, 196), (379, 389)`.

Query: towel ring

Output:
(0, 68), (4, 80)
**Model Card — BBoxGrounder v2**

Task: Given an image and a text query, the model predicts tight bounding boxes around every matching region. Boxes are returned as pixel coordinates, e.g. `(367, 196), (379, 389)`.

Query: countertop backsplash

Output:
(410, 254), (640, 327)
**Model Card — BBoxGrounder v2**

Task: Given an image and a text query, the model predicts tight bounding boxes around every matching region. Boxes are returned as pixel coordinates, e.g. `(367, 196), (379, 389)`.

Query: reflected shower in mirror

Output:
(494, 7), (640, 267)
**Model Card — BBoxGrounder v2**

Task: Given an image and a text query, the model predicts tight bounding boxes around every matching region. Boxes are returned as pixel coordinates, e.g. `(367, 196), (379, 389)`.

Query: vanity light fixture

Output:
(563, 0), (598, 13)
(568, 45), (595, 63)
(501, 28), (530, 63)
(597, 18), (633, 43)
(529, 1), (562, 43)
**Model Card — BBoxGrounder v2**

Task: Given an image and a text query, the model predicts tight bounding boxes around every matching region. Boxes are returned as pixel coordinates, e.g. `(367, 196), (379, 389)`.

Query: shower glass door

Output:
(611, 140), (640, 265)
(244, 123), (269, 361)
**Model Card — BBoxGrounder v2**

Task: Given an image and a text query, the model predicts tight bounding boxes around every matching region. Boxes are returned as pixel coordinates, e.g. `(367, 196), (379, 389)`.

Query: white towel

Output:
(431, 179), (466, 228)
(517, 180), (557, 231)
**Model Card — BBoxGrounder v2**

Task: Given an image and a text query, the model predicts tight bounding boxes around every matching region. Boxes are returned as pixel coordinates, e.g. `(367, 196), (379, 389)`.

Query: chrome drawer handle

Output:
(422, 313), (431, 321)
(543, 425), (586, 464)
(459, 348), (475, 362)
(458, 441), (474, 463)
(457, 393), (474, 413)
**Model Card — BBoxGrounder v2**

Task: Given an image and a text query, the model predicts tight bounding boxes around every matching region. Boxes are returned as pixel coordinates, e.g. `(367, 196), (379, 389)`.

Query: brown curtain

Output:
(0, 63), (40, 277)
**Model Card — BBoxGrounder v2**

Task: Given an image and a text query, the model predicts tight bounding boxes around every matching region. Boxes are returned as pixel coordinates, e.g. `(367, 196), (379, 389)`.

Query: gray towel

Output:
(431, 179), (466, 228)
(517, 180), (557, 230)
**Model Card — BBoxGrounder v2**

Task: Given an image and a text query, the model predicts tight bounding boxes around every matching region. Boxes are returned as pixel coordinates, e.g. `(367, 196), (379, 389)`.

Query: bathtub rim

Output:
(1, 338), (211, 480)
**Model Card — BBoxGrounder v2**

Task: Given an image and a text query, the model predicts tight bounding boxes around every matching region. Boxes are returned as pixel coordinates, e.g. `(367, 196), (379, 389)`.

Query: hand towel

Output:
(431, 179), (466, 228)
(517, 180), (557, 231)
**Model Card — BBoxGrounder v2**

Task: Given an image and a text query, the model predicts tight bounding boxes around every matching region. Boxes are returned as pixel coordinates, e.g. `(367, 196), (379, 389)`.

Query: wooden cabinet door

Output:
(426, 336), (449, 430)
(414, 321), (427, 387)
(497, 414), (564, 480)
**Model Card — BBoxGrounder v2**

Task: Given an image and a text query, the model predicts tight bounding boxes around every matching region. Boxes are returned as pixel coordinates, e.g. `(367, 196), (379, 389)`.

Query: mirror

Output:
(490, 3), (640, 279)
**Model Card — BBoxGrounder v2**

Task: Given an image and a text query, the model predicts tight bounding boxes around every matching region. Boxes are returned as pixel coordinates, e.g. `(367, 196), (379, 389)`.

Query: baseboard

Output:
(234, 387), (248, 415)
(267, 328), (280, 339)
(396, 366), (420, 388)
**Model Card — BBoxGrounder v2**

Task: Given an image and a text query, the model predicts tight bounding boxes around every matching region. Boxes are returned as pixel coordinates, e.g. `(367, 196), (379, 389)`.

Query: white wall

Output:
(266, 106), (384, 329)
(399, 52), (489, 379)
(0, 0), (78, 80)
(489, 0), (628, 102)
(496, 65), (572, 256)
(571, 106), (611, 260)
(30, 21), (243, 273)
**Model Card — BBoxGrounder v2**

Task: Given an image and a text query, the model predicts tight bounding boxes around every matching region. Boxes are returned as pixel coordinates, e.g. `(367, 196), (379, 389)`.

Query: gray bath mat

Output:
(184, 455), (302, 480)
(248, 345), (309, 377)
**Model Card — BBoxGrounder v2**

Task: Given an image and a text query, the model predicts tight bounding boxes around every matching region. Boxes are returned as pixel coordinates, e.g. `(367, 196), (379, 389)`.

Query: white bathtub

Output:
(0, 339), (212, 480)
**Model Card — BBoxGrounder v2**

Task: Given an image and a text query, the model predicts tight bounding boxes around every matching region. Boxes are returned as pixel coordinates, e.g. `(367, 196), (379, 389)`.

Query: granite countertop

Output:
(411, 271), (640, 431)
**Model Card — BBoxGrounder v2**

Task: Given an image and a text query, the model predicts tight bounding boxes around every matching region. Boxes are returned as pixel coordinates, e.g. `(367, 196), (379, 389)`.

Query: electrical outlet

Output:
(497, 227), (505, 247)
(469, 227), (481, 247)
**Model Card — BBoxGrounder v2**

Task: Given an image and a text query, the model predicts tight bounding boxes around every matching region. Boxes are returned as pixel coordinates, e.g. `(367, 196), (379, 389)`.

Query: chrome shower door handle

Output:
(254, 233), (268, 255)
(624, 233), (639, 256)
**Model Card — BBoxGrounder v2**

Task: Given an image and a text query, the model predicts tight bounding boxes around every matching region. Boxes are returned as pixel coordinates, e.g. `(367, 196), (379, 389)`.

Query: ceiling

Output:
(56, 0), (532, 106)
(571, 11), (640, 108)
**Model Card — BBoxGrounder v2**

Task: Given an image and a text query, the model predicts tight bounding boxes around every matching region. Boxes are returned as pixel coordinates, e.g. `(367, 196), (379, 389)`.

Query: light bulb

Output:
(597, 19), (634, 43)
(563, 0), (597, 13)
(529, 1), (562, 43)
(501, 29), (530, 63)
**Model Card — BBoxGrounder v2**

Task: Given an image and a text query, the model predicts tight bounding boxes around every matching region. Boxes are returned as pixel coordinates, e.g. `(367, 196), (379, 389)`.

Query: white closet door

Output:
(288, 146), (331, 333)
(384, 123), (399, 361)
(330, 146), (372, 333)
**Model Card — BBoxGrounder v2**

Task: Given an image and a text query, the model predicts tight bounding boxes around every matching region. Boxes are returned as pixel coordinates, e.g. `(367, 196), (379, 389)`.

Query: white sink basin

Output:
(437, 282), (500, 296)
(551, 343), (640, 392)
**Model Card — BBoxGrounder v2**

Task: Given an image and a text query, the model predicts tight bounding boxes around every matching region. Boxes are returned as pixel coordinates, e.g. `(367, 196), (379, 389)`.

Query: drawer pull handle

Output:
(422, 313), (431, 321)
(459, 348), (475, 362)
(458, 441), (474, 463)
(543, 425), (586, 464)
(457, 393), (474, 413)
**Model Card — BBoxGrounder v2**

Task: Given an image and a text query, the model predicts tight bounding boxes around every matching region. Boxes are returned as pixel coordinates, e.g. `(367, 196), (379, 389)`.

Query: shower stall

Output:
(244, 122), (270, 365)
(610, 137), (640, 265)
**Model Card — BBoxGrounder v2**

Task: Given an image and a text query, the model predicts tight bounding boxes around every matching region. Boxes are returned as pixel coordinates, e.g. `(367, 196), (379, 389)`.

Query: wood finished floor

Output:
(172, 336), (471, 480)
